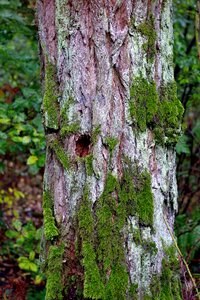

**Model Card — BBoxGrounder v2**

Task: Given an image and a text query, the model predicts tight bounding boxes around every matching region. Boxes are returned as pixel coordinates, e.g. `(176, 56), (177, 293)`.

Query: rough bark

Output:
(37, 0), (183, 299)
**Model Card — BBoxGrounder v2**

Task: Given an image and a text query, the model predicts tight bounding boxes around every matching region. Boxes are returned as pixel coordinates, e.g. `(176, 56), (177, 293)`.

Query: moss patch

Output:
(138, 14), (157, 61)
(130, 77), (158, 131)
(160, 245), (182, 300)
(49, 138), (69, 170)
(136, 171), (154, 227)
(43, 190), (59, 240)
(61, 122), (80, 137)
(45, 243), (64, 300)
(143, 245), (182, 300)
(92, 125), (101, 144)
(155, 82), (184, 145)
(43, 60), (59, 130)
(129, 77), (184, 145)
(77, 161), (154, 299)
(78, 187), (104, 299)
(60, 96), (80, 137)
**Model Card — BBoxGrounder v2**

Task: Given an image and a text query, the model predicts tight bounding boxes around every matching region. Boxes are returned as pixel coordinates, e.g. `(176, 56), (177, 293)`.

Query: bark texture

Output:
(37, 0), (183, 299)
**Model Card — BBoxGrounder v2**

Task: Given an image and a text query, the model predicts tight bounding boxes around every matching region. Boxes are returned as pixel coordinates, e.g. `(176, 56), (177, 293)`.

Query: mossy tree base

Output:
(38, 0), (183, 299)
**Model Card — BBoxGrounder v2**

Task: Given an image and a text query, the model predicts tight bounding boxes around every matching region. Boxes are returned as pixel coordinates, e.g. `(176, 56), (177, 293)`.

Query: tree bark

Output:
(37, 0), (183, 299)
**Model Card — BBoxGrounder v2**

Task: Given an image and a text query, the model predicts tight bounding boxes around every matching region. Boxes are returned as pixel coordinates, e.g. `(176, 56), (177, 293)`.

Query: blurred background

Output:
(0, 0), (199, 299)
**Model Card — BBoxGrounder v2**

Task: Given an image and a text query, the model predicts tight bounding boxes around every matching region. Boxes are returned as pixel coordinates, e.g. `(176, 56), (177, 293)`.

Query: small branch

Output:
(163, 215), (200, 300)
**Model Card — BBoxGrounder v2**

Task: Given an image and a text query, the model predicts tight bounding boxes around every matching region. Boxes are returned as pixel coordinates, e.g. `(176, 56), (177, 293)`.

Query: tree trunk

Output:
(37, 0), (183, 299)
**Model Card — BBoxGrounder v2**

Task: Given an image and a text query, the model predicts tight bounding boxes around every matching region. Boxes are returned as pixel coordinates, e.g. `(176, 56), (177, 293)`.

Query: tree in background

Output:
(38, 0), (184, 299)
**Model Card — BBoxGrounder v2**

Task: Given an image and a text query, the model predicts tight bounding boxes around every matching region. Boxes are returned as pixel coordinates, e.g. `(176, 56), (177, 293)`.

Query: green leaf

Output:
(29, 262), (38, 272)
(12, 219), (22, 231)
(27, 155), (38, 165)
(176, 134), (190, 155)
(22, 136), (31, 144)
(5, 229), (18, 239)
(29, 251), (35, 261)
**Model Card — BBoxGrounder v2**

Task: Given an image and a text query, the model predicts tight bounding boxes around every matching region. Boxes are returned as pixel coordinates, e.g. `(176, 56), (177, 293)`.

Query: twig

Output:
(163, 215), (200, 300)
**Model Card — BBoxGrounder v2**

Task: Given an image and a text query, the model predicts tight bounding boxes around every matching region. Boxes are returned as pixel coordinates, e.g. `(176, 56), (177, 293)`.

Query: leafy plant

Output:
(0, 0), (45, 174)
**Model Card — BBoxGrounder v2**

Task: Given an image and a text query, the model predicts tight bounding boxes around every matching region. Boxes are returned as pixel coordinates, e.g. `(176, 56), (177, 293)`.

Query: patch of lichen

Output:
(43, 60), (59, 130)
(49, 138), (69, 170)
(45, 243), (64, 300)
(43, 190), (59, 240)
(130, 77), (159, 131)
(138, 14), (157, 61)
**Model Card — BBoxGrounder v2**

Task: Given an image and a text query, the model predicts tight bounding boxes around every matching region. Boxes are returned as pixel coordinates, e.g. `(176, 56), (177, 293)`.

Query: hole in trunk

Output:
(75, 134), (91, 157)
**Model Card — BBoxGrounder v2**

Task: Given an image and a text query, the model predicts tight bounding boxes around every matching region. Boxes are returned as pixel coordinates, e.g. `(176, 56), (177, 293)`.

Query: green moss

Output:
(43, 60), (59, 129)
(60, 96), (74, 124)
(138, 14), (157, 61)
(129, 283), (138, 299)
(92, 125), (101, 144)
(78, 187), (104, 299)
(145, 245), (182, 300)
(76, 154), (93, 176)
(129, 77), (184, 146)
(60, 122), (80, 137)
(157, 82), (184, 144)
(77, 163), (155, 299)
(142, 240), (158, 255)
(85, 154), (93, 176)
(105, 137), (118, 154)
(136, 171), (154, 227)
(130, 77), (158, 131)
(46, 243), (64, 300)
(132, 229), (142, 244)
(49, 138), (69, 170)
(43, 190), (59, 240)
(60, 96), (80, 136)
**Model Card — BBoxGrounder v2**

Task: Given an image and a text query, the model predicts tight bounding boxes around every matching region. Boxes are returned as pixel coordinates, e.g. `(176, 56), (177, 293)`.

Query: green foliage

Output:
(174, 0), (200, 280)
(175, 210), (200, 263)
(0, 0), (45, 174)
(0, 217), (43, 282)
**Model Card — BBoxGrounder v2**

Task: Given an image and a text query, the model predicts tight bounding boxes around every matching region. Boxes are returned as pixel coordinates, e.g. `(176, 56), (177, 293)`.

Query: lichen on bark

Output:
(43, 59), (59, 129)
